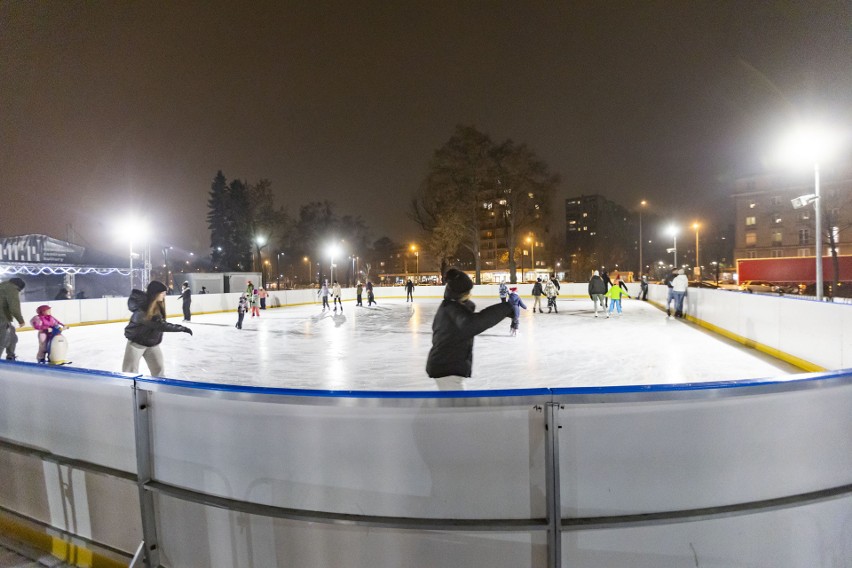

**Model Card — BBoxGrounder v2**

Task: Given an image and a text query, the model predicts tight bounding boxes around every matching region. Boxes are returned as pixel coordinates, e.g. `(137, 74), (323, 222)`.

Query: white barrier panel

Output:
(147, 387), (547, 520)
(156, 495), (546, 568)
(0, 364), (137, 473)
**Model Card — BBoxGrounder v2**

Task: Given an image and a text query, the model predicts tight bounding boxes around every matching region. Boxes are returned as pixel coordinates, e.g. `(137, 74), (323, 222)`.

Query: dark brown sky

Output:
(2, 1), (850, 258)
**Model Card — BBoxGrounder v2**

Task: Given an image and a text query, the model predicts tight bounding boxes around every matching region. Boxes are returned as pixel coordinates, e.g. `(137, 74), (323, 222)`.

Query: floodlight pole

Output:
(814, 163), (823, 301)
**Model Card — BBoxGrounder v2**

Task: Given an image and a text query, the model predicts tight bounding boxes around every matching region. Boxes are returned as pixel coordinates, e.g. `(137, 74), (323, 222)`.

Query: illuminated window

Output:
(772, 231), (782, 245)
(745, 216), (756, 226)
(745, 232), (757, 246)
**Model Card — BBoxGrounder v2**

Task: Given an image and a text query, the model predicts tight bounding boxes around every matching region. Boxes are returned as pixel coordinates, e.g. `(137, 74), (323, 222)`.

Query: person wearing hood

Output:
(178, 281), (192, 321)
(671, 269), (689, 318)
(588, 270), (607, 317)
(0, 277), (26, 360)
(122, 281), (192, 377)
(426, 268), (513, 378)
(531, 277), (544, 313)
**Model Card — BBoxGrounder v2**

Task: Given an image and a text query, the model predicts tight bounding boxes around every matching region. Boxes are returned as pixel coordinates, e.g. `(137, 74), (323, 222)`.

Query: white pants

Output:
(122, 341), (165, 377)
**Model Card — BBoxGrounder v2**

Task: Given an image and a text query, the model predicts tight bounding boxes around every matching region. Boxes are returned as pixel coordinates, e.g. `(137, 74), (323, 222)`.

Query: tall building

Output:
(565, 195), (636, 278)
(732, 165), (852, 263)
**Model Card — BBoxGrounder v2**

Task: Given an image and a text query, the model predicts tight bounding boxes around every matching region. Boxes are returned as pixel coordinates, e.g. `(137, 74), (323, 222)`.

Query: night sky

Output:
(2, 1), (850, 258)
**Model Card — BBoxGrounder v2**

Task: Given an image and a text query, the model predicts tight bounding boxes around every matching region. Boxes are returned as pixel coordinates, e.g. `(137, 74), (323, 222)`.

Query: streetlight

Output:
(639, 200), (647, 277)
(276, 252), (283, 290)
(780, 124), (842, 301)
(122, 217), (148, 291)
(692, 222), (700, 281)
(327, 244), (341, 283)
(526, 235), (535, 280)
(667, 225), (678, 267)
(303, 256), (311, 285)
(410, 244), (419, 282)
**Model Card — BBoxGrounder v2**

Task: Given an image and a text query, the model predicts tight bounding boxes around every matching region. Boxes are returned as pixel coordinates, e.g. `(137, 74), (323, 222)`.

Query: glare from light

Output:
(778, 123), (842, 165)
(667, 225), (678, 237)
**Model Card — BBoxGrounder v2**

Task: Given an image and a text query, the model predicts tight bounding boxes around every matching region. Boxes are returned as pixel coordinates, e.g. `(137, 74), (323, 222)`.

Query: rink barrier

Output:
(3, 361), (852, 567)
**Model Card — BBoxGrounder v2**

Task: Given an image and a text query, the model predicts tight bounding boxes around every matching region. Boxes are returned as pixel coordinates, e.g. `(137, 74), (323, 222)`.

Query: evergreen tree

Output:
(207, 171), (229, 268)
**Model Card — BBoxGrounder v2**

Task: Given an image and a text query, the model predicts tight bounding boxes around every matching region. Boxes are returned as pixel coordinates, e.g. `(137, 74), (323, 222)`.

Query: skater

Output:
(30, 305), (66, 363)
(356, 281), (363, 306)
(507, 286), (527, 336)
(318, 281), (330, 310)
(246, 280), (255, 297)
(366, 280), (376, 306)
(200, 286), (208, 294)
(122, 281), (192, 378)
(588, 270), (607, 317)
(54, 286), (71, 300)
(531, 277), (544, 313)
(639, 274), (649, 301)
(258, 287), (268, 309)
(498, 281), (509, 303)
(0, 277), (26, 361)
(405, 279), (415, 302)
(672, 269), (689, 318)
(663, 268), (678, 317)
(544, 278), (558, 313)
(549, 274), (561, 295)
(179, 281), (192, 321)
(426, 268), (513, 378)
(605, 278), (631, 317)
(235, 294), (247, 329)
(600, 268), (613, 307)
(250, 289), (261, 317)
(332, 281), (343, 311)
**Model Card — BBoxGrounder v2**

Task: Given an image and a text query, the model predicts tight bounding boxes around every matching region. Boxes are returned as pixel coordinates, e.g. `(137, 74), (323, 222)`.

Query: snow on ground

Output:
(13, 296), (799, 391)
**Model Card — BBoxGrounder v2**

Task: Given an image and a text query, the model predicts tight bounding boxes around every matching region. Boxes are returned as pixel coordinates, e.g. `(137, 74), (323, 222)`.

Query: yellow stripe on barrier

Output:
(0, 515), (126, 568)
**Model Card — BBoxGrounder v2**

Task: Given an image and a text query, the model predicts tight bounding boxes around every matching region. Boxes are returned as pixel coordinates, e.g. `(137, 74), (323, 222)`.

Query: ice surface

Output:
(13, 297), (798, 391)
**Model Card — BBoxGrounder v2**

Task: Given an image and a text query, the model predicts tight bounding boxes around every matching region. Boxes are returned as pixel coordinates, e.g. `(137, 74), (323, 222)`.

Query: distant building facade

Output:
(732, 165), (852, 263)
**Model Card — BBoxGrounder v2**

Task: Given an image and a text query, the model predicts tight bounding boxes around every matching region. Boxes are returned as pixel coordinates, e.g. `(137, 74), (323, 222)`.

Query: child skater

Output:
(507, 287), (527, 336)
(332, 281), (343, 311)
(236, 294), (247, 329)
(30, 305), (65, 363)
(498, 281), (509, 303)
(318, 280), (330, 310)
(251, 288), (261, 317)
(366, 280), (376, 306)
(605, 278), (631, 318)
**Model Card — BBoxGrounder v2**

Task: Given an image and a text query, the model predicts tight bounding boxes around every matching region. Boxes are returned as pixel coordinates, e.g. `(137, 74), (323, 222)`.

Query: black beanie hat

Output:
(8, 277), (25, 291)
(444, 268), (473, 298)
(146, 280), (168, 298)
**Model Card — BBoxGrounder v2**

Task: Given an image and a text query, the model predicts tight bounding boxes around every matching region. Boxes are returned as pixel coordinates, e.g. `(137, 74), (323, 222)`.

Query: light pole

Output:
(303, 257), (311, 285)
(254, 235), (269, 280)
(276, 252), (283, 290)
(667, 225), (678, 267)
(639, 200), (647, 277)
(692, 222), (700, 280)
(526, 235), (535, 280)
(328, 244), (340, 284)
(410, 244), (419, 282)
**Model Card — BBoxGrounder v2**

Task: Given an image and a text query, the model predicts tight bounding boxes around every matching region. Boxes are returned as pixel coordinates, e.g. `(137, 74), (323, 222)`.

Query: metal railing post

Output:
(132, 384), (160, 568)
(544, 402), (562, 568)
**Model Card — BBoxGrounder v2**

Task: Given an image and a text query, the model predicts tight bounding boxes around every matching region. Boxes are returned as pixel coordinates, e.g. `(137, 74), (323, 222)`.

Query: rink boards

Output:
(2, 285), (852, 567)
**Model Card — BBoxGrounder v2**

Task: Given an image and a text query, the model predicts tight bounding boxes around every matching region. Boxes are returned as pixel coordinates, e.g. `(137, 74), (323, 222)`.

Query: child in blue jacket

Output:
(508, 287), (527, 336)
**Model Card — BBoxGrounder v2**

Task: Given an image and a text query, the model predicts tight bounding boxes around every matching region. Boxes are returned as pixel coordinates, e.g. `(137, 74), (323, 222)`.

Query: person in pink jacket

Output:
(30, 305), (66, 363)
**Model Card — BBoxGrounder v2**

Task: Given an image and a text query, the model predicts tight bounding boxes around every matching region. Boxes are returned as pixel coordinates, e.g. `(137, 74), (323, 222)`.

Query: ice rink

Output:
(13, 296), (799, 391)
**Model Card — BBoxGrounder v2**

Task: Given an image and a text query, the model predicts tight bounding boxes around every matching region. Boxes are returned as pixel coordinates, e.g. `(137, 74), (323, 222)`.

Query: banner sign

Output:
(0, 234), (85, 264)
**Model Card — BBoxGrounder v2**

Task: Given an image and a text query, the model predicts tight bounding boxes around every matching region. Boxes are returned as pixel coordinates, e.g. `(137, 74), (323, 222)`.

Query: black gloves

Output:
(182, 326), (193, 336)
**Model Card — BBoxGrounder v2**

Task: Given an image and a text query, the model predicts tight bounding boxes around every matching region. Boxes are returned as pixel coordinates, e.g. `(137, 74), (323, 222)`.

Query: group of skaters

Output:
(588, 269), (638, 318)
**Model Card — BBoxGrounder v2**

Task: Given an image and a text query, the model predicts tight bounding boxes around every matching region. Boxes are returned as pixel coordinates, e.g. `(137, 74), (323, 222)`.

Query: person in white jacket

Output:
(332, 281), (343, 312)
(671, 269), (689, 318)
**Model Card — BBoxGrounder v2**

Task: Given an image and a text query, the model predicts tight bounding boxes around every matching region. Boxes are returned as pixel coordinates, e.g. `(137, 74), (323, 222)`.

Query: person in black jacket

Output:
(178, 281), (192, 321)
(122, 281), (192, 377)
(426, 268), (513, 378)
(588, 270), (607, 317)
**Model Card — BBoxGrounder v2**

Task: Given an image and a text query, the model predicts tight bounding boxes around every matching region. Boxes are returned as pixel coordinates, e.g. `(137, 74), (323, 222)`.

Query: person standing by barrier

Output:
(639, 274), (649, 301)
(179, 281), (192, 322)
(426, 268), (513, 378)
(0, 278), (26, 361)
(671, 269), (689, 318)
(258, 287), (268, 310)
(531, 277), (544, 313)
(588, 270), (607, 317)
(664, 268), (678, 317)
(122, 281), (192, 377)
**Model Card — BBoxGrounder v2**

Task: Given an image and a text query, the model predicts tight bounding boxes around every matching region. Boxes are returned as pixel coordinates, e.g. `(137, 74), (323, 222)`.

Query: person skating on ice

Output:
(507, 286), (527, 336)
(663, 268), (678, 317)
(588, 270), (607, 317)
(318, 280), (330, 310)
(543, 278), (558, 313)
(250, 289), (261, 317)
(332, 281), (343, 311)
(498, 280), (509, 303)
(605, 278), (631, 317)
(405, 278), (415, 302)
(179, 281), (192, 321)
(426, 268), (513, 378)
(531, 277), (544, 313)
(235, 294), (247, 329)
(639, 274), (649, 301)
(121, 280), (192, 378)
(356, 282), (363, 306)
(366, 280), (376, 306)
(30, 305), (66, 363)
(600, 268), (612, 307)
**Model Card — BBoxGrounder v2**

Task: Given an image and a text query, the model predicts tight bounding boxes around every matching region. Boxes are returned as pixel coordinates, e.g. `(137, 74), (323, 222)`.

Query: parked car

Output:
(738, 281), (798, 294)
(688, 281), (719, 289)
